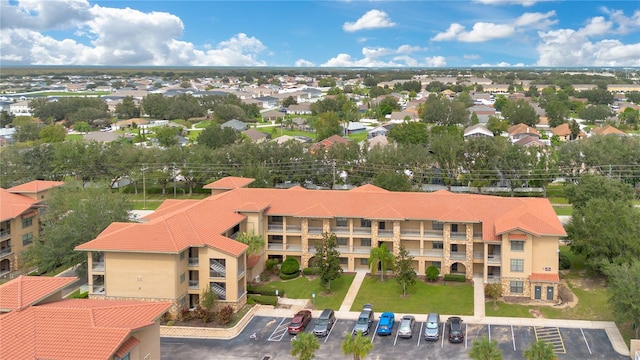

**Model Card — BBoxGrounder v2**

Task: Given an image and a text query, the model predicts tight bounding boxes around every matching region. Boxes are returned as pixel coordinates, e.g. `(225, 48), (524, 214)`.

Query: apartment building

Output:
(77, 176), (566, 313)
(0, 180), (64, 279)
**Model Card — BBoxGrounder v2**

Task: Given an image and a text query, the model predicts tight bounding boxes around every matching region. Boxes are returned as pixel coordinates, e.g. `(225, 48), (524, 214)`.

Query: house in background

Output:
(590, 125), (627, 137)
(242, 128), (270, 143)
(0, 276), (171, 360)
(550, 123), (587, 141)
(507, 124), (540, 143)
(1, 180), (64, 279)
(221, 119), (248, 132)
(464, 124), (493, 139)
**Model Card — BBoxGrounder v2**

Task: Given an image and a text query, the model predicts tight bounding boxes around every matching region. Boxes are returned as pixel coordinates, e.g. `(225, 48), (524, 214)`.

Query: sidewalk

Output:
(338, 270), (367, 313)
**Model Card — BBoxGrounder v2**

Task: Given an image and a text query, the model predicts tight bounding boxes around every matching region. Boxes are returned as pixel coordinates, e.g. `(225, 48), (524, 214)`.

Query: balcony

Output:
(353, 227), (371, 235)
(406, 248), (421, 256)
(286, 225), (301, 233)
(91, 285), (105, 294)
(209, 260), (226, 278)
(400, 229), (421, 237)
(268, 224), (283, 231)
(424, 230), (444, 238)
(308, 227), (323, 235)
(487, 254), (501, 264)
(267, 243), (284, 251)
(188, 258), (199, 266)
(284, 244), (301, 252)
(92, 262), (105, 271)
(487, 276), (501, 284)
(352, 246), (371, 254)
(189, 280), (199, 289)
(473, 232), (483, 239)
(0, 230), (10, 240)
(377, 229), (393, 237)
(473, 252), (484, 260)
(237, 268), (245, 278)
(450, 232), (467, 241)
(424, 249), (444, 258)
(338, 245), (350, 254)
(0, 247), (12, 258)
(450, 251), (466, 260)
(333, 226), (349, 235)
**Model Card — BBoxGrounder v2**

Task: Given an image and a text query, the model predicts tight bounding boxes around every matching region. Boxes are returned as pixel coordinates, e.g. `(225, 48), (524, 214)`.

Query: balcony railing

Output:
(188, 258), (199, 266)
(353, 227), (371, 235)
(268, 224), (283, 231)
(473, 232), (483, 239)
(352, 246), (371, 254)
(450, 232), (467, 240)
(209, 260), (226, 278)
(377, 229), (394, 237)
(400, 229), (421, 237)
(424, 230), (444, 238)
(450, 251), (466, 260)
(424, 249), (444, 258)
(473, 252), (484, 259)
(92, 262), (105, 271)
(285, 244), (301, 252)
(237, 268), (245, 278)
(189, 280), (199, 289)
(267, 243), (283, 250)
(337, 245), (350, 254)
(308, 226), (323, 234)
(407, 249), (421, 256)
(0, 247), (12, 258)
(0, 230), (10, 240)
(211, 283), (226, 300)
(487, 276), (501, 284)
(286, 225), (301, 232)
(333, 226), (349, 234)
(487, 254), (501, 264)
(91, 285), (105, 294)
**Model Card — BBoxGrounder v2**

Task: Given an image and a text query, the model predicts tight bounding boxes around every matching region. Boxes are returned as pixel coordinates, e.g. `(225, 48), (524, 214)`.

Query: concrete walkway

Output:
(338, 270), (367, 314)
(473, 274), (485, 318)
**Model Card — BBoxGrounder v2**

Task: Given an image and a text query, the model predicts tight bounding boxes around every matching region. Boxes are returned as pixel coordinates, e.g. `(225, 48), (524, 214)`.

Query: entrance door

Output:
(534, 286), (542, 300)
(546, 286), (554, 300)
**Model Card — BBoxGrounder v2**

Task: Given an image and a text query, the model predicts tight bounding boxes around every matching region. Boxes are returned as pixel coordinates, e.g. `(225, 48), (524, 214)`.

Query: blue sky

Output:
(1, 0), (639, 67)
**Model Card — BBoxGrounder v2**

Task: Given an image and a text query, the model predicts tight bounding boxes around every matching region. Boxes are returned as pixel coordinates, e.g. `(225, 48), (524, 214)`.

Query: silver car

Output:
(424, 313), (440, 341)
(397, 315), (416, 338)
(352, 304), (374, 335)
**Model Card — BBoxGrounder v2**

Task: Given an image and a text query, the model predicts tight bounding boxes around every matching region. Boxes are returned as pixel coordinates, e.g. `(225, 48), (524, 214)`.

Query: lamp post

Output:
(312, 292), (316, 306)
(141, 163), (148, 209)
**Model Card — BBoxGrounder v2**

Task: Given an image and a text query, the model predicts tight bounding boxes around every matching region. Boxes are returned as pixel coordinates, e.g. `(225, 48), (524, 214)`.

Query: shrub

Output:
(217, 305), (235, 325)
(302, 267), (319, 276)
(559, 252), (571, 270)
(176, 307), (193, 322)
(426, 265), (440, 281)
(266, 258), (279, 271)
(247, 285), (284, 297)
(279, 270), (300, 280)
(248, 294), (277, 306)
(166, 320), (174, 326)
(195, 305), (213, 324)
(443, 274), (466, 282)
(485, 283), (502, 300)
(280, 257), (300, 275)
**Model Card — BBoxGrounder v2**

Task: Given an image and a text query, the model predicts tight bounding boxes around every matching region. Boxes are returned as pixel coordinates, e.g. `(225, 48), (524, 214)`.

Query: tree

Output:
(486, 116), (509, 136)
(468, 336), (503, 360)
(394, 245), (416, 296)
(420, 94), (470, 126)
(73, 121), (92, 133)
(315, 232), (343, 291)
(603, 261), (640, 339)
(114, 96), (140, 119)
(14, 120), (41, 143)
(341, 332), (373, 360)
(429, 126), (465, 190)
(283, 96), (298, 107)
(426, 265), (440, 281)
(39, 124), (66, 143)
(154, 126), (180, 147)
(315, 112), (342, 141)
(235, 231), (265, 255)
(197, 124), (240, 149)
(372, 171), (412, 192)
(0, 110), (13, 128)
(501, 99), (538, 126)
(564, 175), (635, 210)
(142, 93), (171, 119)
(387, 121), (428, 145)
(368, 243), (394, 281)
(523, 340), (558, 360)
(544, 101), (569, 128)
(21, 186), (131, 275)
(485, 283), (502, 311)
(290, 332), (320, 360)
(578, 105), (611, 124)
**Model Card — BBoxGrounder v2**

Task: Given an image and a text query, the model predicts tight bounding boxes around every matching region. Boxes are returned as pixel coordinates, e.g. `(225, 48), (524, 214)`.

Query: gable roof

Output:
(591, 125), (626, 136)
(221, 119), (248, 131)
(0, 188), (39, 221)
(507, 123), (539, 137)
(0, 299), (171, 360)
(7, 180), (64, 194)
(0, 276), (78, 312)
(203, 176), (255, 190)
(242, 128), (268, 141)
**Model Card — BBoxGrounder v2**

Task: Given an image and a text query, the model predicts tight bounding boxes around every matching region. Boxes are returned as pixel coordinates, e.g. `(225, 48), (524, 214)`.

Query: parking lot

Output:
(161, 315), (627, 359)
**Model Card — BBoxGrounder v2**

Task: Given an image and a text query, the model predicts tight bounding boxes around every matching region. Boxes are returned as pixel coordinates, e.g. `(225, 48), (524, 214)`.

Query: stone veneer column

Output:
(392, 221), (401, 255)
(465, 224), (474, 279)
(371, 221), (379, 248)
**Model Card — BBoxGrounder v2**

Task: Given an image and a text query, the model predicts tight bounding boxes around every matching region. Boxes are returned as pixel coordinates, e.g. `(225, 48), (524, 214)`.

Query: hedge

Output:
(280, 257), (300, 275)
(247, 294), (277, 306)
(247, 284), (285, 297)
(279, 270), (300, 280)
(302, 267), (319, 275)
(443, 274), (466, 282)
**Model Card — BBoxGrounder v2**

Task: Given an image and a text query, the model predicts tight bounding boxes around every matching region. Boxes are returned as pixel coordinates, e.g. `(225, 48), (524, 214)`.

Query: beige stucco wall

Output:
(130, 321), (162, 360)
(531, 236), (559, 274)
(105, 252), (179, 300)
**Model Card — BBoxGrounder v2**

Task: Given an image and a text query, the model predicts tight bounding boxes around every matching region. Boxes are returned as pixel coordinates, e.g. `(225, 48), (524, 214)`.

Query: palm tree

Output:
(290, 332), (320, 360)
(368, 243), (394, 281)
(235, 231), (265, 255)
(341, 332), (373, 360)
(468, 336), (503, 360)
(524, 340), (558, 360)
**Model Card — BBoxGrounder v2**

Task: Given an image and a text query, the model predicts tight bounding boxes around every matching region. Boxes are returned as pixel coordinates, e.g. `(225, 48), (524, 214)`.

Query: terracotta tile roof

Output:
(76, 178), (566, 255)
(349, 184), (388, 193)
(528, 273), (560, 282)
(6, 180), (64, 194)
(0, 276), (78, 312)
(203, 176), (255, 190)
(114, 336), (140, 358)
(508, 123), (539, 137)
(591, 125), (626, 136)
(0, 188), (39, 221)
(551, 123), (587, 137)
(0, 299), (170, 360)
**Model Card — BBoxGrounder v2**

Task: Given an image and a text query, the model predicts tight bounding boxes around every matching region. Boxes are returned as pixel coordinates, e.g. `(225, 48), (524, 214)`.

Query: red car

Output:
(288, 310), (312, 334)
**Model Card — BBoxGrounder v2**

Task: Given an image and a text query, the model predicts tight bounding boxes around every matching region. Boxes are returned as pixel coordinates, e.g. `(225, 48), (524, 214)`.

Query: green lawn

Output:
(65, 134), (84, 141)
(258, 274), (355, 310)
(553, 205), (573, 215)
(548, 197), (569, 204)
(351, 276), (474, 315)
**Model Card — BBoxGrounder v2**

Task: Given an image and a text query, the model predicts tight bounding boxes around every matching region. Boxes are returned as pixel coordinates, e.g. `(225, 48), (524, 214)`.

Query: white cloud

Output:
(431, 23), (465, 41)
(459, 22), (515, 42)
(321, 45), (442, 67)
(473, 0), (546, 7)
(514, 11), (557, 29)
(424, 56), (447, 67)
(295, 59), (315, 67)
(602, 8), (640, 34)
(0, 0), (92, 30)
(472, 61), (525, 67)
(342, 9), (396, 32)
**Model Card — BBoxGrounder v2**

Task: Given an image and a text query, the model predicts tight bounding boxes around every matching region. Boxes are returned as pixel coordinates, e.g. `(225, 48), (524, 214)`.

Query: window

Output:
(22, 216), (33, 228)
(510, 259), (524, 272)
(22, 233), (33, 246)
(433, 221), (443, 230)
(378, 222), (386, 230)
(339, 257), (348, 265)
(360, 238), (371, 247)
(510, 281), (524, 294)
(270, 235), (283, 242)
(270, 216), (283, 223)
(336, 217), (348, 227)
(510, 241), (524, 251)
(360, 258), (368, 265)
(337, 237), (348, 246)
(451, 224), (458, 232)
(432, 241), (443, 249)
(180, 273), (185, 283)
(432, 261), (441, 269)
(360, 219), (371, 228)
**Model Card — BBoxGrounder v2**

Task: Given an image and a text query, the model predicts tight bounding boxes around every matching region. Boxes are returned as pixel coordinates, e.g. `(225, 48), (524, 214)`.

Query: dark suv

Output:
(352, 304), (374, 335)
(313, 309), (336, 337)
(447, 316), (464, 343)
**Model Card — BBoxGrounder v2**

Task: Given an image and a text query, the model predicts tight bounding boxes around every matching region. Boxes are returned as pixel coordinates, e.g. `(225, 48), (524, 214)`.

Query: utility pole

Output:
(141, 163), (148, 209)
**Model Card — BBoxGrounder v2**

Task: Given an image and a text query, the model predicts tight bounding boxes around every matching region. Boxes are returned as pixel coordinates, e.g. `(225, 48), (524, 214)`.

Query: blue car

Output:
(376, 312), (395, 335)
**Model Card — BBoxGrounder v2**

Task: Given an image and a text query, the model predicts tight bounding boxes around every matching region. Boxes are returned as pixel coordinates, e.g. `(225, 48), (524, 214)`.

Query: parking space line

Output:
(393, 327), (399, 346)
(417, 322), (423, 347)
(488, 324), (491, 342)
(267, 318), (288, 342)
(511, 325), (516, 351)
(371, 322), (379, 343)
(580, 328), (592, 355)
(324, 320), (338, 343)
(465, 323), (469, 348)
(534, 327), (566, 354)
(440, 323), (445, 347)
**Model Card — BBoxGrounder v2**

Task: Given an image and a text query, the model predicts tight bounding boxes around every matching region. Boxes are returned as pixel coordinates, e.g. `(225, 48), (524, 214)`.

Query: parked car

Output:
(376, 312), (395, 336)
(313, 309), (336, 337)
(288, 310), (312, 334)
(447, 316), (464, 343)
(423, 313), (440, 341)
(397, 315), (416, 338)
(352, 304), (374, 335)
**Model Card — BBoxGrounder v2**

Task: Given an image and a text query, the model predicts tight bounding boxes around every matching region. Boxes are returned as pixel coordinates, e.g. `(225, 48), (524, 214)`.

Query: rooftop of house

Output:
(0, 276), (78, 312)
(7, 180), (64, 194)
(0, 188), (40, 221)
